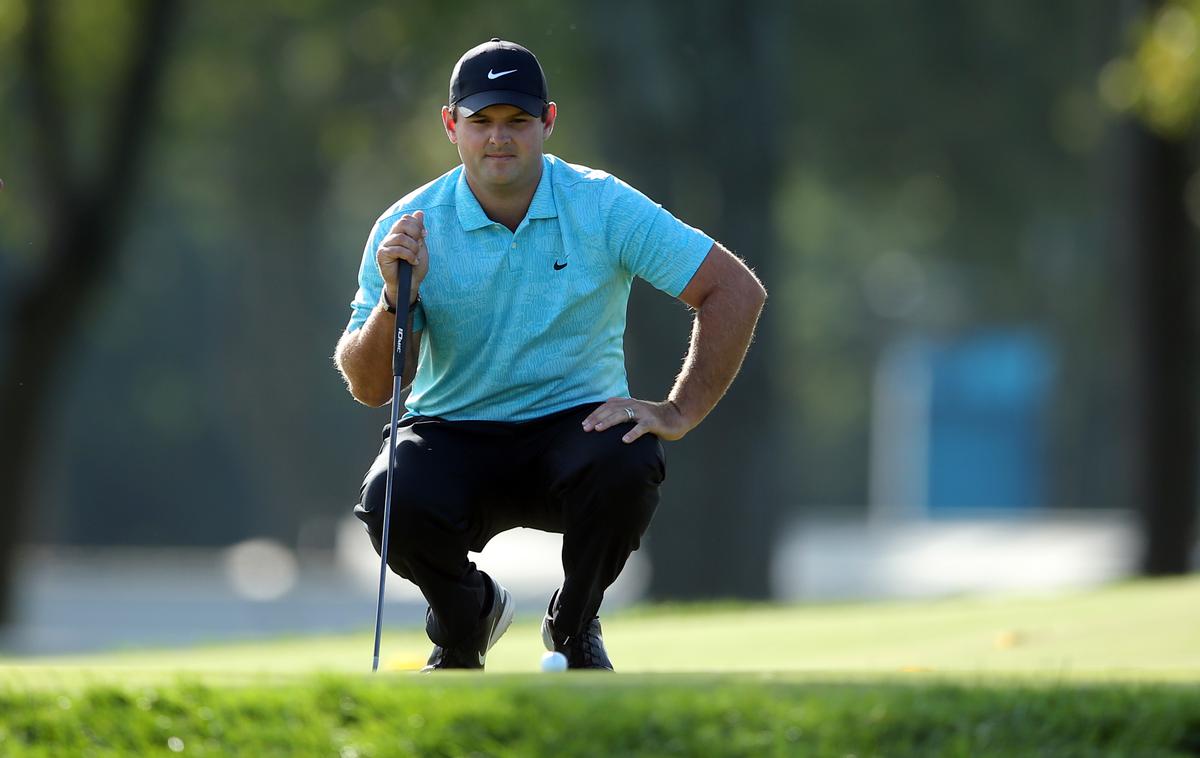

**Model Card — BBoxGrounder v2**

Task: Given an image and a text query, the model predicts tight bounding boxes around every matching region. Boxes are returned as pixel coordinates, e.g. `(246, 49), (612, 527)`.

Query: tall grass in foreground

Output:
(1, 675), (1199, 757)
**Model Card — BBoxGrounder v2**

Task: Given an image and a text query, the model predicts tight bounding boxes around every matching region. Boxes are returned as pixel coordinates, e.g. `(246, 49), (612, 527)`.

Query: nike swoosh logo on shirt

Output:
(487, 68), (518, 80)
(554, 260), (568, 270)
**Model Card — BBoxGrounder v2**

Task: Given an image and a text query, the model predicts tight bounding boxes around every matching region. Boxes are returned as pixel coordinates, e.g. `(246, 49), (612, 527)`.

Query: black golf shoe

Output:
(541, 589), (614, 671)
(421, 574), (513, 672)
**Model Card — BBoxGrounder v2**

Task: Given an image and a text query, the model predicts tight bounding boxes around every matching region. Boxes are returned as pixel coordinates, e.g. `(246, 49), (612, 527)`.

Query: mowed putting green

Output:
(2, 576), (1197, 686)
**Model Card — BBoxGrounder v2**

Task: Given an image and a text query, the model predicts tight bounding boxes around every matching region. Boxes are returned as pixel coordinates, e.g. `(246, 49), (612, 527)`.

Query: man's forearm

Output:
(668, 279), (766, 432)
(335, 305), (421, 406)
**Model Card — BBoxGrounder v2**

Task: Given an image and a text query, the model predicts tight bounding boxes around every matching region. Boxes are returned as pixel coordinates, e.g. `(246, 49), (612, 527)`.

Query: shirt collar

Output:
(526, 155), (558, 220)
(454, 168), (492, 231)
(454, 155), (558, 232)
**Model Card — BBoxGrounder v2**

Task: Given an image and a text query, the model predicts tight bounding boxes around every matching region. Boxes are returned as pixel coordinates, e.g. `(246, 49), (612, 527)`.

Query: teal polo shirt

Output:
(346, 153), (713, 421)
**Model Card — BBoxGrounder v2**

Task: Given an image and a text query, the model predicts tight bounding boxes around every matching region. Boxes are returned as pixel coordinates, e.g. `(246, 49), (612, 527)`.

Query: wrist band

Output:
(380, 291), (397, 314)
(381, 292), (421, 315)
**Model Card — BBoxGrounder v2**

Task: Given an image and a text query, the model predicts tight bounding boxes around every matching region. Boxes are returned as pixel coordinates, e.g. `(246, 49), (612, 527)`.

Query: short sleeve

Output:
(345, 220), (390, 333)
(604, 177), (714, 297)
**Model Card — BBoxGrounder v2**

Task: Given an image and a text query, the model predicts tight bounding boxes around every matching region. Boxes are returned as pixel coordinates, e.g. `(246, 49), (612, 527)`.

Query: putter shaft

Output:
(371, 374), (403, 672)
(371, 262), (413, 673)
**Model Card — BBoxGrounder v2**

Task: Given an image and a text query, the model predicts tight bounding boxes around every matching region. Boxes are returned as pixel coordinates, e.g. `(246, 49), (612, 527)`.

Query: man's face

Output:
(443, 103), (556, 193)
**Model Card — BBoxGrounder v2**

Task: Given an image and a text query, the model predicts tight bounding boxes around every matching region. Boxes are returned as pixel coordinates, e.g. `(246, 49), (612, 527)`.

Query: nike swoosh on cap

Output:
(487, 68), (518, 79)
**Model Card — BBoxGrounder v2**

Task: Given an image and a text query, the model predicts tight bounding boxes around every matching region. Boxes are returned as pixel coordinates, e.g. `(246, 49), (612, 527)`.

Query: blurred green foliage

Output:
(1103, 0), (1200, 139)
(0, 0), (1148, 546)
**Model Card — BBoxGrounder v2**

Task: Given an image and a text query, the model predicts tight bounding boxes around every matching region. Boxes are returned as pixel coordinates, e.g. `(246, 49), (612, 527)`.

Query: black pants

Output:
(354, 402), (665, 648)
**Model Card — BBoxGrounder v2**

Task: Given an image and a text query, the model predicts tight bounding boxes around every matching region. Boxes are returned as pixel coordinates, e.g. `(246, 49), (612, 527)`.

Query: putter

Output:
(372, 260), (414, 673)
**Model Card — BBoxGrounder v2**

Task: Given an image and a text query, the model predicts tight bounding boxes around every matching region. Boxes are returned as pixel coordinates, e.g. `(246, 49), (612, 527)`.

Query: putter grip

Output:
(392, 262), (413, 377)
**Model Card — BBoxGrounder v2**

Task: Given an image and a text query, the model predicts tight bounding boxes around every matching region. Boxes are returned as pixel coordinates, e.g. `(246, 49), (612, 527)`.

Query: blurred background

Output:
(0, 0), (1197, 655)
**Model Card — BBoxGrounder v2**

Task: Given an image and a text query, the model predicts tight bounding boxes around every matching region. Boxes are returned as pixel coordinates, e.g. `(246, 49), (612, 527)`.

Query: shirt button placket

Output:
(508, 235), (519, 271)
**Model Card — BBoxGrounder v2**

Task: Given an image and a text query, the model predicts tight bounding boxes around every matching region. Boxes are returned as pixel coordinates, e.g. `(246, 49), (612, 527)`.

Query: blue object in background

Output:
(925, 330), (1056, 513)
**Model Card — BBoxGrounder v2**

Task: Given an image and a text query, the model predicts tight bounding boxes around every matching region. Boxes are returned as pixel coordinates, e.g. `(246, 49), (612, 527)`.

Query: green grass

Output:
(1, 676), (1199, 756)
(4, 575), (1198, 684)
(1, 577), (1198, 756)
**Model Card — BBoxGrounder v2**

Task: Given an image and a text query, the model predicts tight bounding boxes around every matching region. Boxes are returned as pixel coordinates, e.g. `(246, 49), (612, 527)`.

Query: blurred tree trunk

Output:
(1125, 125), (1198, 574)
(1114, 0), (1199, 576)
(0, 0), (180, 625)
(583, 1), (790, 599)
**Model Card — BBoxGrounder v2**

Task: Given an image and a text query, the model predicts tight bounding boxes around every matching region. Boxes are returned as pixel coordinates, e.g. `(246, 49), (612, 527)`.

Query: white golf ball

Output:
(540, 651), (568, 672)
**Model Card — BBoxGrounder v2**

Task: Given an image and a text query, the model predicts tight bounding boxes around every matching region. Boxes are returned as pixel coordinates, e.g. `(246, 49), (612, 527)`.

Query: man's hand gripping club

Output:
(378, 210), (430, 309)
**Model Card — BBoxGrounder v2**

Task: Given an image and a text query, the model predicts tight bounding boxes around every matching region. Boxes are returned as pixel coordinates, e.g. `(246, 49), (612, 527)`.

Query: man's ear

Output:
(543, 102), (557, 139)
(442, 105), (458, 144)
